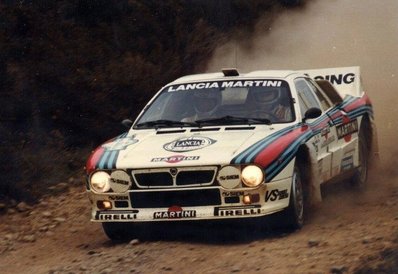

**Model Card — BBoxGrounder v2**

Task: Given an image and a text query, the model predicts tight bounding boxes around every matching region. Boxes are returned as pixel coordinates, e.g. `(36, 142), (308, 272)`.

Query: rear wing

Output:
(299, 66), (362, 98)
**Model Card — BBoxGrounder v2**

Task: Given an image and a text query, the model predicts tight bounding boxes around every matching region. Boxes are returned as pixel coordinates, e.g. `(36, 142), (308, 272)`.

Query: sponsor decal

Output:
(314, 73), (355, 85)
(153, 206), (196, 219)
(109, 178), (129, 185)
(217, 166), (241, 189)
(214, 205), (262, 217)
(321, 126), (330, 138)
(311, 137), (320, 153)
(151, 155), (200, 163)
(336, 118), (358, 142)
(163, 136), (216, 152)
(167, 80), (282, 92)
(222, 191), (244, 197)
(97, 210), (138, 221)
(109, 170), (131, 193)
(102, 136), (138, 151)
(265, 189), (289, 202)
(108, 195), (129, 201)
(321, 135), (336, 148)
(341, 156), (354, 171)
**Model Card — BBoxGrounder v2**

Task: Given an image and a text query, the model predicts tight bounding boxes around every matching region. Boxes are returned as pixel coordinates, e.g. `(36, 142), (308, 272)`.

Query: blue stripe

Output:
(98, 151), (110, 169)
(232, 126), (295, 164)
(106, 151), (118, 169)
(265, 131), (313, 181)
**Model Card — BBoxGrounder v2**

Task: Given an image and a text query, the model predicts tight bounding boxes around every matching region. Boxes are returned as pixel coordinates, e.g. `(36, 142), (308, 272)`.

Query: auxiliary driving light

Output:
(243, 195), (251, 204)
(97, 200), (112, 210)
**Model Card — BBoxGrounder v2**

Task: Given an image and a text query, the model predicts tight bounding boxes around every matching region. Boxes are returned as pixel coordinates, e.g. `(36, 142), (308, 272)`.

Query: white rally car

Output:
(85, 67), (378, 240)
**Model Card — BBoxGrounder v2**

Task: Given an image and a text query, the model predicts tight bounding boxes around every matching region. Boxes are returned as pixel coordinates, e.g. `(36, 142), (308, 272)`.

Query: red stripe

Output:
(85, 146), (105, 174)
(254, 127), (307, 167)
(344, 97), (366, 112)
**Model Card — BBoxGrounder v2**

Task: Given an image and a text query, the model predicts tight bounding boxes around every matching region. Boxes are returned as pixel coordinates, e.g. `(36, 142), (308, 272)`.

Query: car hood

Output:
(92, 125), (288, 170)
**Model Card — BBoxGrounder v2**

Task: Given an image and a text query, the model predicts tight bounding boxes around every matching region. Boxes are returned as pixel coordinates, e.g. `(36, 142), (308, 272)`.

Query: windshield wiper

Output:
(135, 119), (198, 129)
(195, 115), (272, 126)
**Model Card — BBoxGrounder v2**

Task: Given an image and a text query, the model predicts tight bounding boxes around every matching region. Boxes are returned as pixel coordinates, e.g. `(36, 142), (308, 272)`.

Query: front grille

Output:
(132, 167), (217, 188)
(176, 170), (215, 185)
(134, 172), (173, 187)
(130, 188), (221, 208)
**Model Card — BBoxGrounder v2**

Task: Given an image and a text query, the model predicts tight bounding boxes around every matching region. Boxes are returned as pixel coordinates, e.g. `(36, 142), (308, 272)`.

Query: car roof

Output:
(168, 69), (306, 85)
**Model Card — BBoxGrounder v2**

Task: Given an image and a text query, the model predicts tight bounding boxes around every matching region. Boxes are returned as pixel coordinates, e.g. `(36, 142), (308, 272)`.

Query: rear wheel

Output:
(351, 121), (369, 190)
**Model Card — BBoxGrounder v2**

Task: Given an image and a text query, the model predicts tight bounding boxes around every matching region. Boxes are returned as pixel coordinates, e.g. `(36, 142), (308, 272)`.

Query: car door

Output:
(294, 78), (336, 183)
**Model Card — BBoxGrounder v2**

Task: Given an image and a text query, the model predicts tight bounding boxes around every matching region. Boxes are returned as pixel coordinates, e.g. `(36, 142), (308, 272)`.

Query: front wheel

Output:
(270, 165), (305, 230)
(102, 222), (133, 242)
(285, 165), (305, 229)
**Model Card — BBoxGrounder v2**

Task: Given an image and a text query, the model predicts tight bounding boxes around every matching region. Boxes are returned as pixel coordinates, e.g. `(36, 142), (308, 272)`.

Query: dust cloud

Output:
(206, 0), (398, 173)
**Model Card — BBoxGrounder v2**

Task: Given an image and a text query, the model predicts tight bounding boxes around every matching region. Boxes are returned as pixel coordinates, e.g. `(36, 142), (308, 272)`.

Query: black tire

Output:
(102, 222), (132, 242)
(285, 165), (305, 229)
(270, 164), (305, 230)
(350, 120), (369, 190)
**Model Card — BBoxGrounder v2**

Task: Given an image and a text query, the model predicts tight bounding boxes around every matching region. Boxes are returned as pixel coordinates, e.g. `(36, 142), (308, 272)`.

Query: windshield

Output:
(135, 79), (294, 129)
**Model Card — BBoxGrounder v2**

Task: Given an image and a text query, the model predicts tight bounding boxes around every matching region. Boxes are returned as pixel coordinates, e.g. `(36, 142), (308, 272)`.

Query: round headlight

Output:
(90, 171), (111, 193)
(241, 165), (264, 187)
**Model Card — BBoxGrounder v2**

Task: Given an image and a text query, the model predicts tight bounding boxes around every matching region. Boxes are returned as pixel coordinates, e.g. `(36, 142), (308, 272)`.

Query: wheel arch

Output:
(294, 143), (322, 205)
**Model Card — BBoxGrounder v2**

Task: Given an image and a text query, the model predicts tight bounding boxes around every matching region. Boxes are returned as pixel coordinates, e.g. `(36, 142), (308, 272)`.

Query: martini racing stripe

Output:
(232, 125), (298, 164)
(264, 130), (313, 181)
(95, 132), (127, 170)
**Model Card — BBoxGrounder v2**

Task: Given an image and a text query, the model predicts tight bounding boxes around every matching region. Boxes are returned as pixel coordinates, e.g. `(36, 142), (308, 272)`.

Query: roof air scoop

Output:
(222, 68), (239, 77)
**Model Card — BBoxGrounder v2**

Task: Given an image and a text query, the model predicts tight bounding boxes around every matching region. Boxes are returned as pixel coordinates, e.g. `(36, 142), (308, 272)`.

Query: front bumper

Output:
(88, 177), (292, 222)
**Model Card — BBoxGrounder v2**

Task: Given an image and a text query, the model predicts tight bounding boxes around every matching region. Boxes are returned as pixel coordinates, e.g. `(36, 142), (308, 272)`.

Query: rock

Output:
(42, 211), (52, 218)
(55, 183), (69, 192)
(21, 235), (36, 243)
(161, 267), (173, 271)
(129, 239), (140, 245)
(16, 202), (30, 212)
(308, 239), (320, 247)
(53, 217), (66, 223)
(7, 208), (16, 214)
(231, 266), (241, 272)
(330, 265), (348, 273)
(39, 226), (49, 232)
(0, 203), (6, 210)
(362, 237), (372, 244)
(4, 233), (18, 241)
(87, 250), (97, 255)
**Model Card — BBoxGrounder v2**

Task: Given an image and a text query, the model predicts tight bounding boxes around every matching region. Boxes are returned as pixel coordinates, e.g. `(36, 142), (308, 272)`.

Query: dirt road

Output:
(0, 169), (397, 274)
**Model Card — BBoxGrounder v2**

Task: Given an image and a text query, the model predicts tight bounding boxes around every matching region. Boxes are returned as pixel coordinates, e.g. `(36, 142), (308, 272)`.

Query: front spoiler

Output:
(88, 177), (292, 223)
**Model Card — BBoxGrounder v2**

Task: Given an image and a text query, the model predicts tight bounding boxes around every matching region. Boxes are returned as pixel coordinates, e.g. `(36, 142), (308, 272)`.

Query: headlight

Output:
(241, 165), (264, 187)
(90, 171), (111, 193)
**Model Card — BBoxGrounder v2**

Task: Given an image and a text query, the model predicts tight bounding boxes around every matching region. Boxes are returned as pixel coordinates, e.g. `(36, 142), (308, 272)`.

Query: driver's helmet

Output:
(252, 88), (281, 109)
(193, 89), (221, 116)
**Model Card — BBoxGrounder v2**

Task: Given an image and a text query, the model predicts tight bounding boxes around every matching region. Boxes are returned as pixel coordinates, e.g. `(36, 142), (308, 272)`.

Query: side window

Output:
(307, 79), (332, 110)
(294, 78), (322, 116)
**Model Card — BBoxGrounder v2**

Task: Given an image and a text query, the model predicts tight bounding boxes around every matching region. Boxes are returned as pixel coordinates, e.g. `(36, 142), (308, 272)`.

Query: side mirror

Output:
(302, 107), (322, 122)
(121, 119), (133, 129)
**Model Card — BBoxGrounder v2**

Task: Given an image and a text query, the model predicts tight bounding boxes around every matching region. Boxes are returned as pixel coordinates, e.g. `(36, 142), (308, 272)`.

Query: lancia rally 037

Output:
(85, 67), (378, 240)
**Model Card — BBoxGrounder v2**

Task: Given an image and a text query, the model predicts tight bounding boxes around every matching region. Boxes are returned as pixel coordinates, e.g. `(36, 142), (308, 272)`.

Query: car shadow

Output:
(106, 218), (294, 245)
